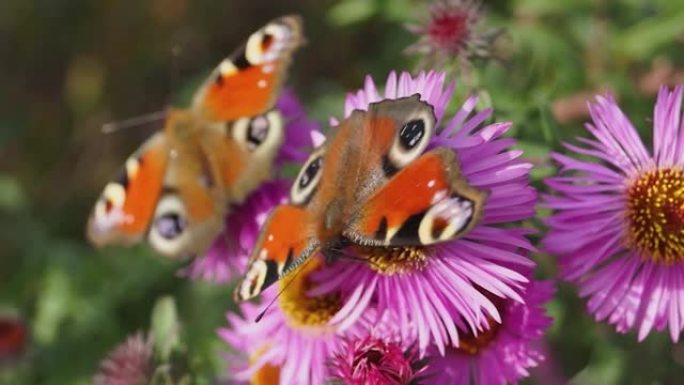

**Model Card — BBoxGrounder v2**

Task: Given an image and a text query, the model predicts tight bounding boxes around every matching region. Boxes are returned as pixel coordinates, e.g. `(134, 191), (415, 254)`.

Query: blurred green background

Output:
(2, 0), (684, 384)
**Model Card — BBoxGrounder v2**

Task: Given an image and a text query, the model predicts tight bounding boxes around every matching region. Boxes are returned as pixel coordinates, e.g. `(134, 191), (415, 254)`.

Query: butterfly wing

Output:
(87, 132), (169, 248)
(234, 204), (316, 301)
(145, 111), (226, 258)
(194, 15), (303, 202)
(88, 116), (225, 259)
(338, 96), (486, 246)
(344, 148), (486, 246)
(192, 15), (304, 122)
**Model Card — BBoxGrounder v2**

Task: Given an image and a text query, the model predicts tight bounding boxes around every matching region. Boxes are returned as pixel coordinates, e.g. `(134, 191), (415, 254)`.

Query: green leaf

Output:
(328, 0), (378, 26)
(612, 10), (684, 59)
(0, 174), (25, 210)
(34, 268), (72, 344)
(151, 296), (182, 362)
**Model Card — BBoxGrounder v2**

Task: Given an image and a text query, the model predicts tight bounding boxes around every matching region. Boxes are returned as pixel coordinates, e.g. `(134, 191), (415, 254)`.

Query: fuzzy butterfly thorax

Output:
(235, 95), (487, 302)
(88, 16), (304, 259)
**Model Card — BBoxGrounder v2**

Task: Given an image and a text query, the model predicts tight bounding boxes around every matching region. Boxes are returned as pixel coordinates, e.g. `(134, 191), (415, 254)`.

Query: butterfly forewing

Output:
(88, 132), (169, 248)
(234, 204), (314, 301)
(192, 15), (304, 121)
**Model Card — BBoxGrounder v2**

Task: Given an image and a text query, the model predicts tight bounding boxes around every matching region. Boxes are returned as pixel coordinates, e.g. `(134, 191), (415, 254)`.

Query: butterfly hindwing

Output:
(146, 117), (226, 258)
(345, 148), (486, 246)
(192, 15), (304, 122)
(234, 204), (315, 301)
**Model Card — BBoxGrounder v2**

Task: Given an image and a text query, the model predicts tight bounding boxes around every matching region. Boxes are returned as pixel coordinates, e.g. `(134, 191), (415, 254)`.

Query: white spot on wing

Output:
(125, 158), (140, 179)
(219, 60), (238, 76)
(240, 260), (268, 300)
(103, 183), (126, 208)
(262, 64), (274, 74)
(245, 31), (266, 65)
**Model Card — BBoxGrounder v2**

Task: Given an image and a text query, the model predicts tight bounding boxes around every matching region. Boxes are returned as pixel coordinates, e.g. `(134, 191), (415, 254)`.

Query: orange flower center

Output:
(456, 314), (501, 355)
(626, 168), (684, 264)
(249, 346), (280, 385)
(251, 363), (280, 385)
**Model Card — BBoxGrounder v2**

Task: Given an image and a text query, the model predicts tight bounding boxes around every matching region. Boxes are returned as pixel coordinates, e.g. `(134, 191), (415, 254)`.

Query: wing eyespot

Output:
(147, 194), (191, 257)
(387, 110), (435, 169)
(230, 110), (284, 152)
(155, 212), (186, 240)
(290, 147), (325, 205)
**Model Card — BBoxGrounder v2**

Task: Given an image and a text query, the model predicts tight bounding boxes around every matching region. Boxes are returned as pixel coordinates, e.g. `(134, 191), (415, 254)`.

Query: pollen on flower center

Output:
(278, 258), (342, 329)
(356, 246), (429, 275)
(626, 168), (684, 264)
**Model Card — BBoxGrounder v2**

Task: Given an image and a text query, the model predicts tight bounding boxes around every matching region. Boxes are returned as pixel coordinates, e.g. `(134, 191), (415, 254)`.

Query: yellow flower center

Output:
(626, 168), (684, 264)
(355, 246), (429, 276)
(278, 257), (342, 330)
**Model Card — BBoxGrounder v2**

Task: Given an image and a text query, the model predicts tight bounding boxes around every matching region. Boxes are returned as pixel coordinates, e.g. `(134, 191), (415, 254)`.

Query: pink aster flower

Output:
(93, 332), (154, 385)
(424, 280), (554, 385)
(329, 334), (423, 385)
(182, 90), (320, 283)
(315, 71), (536, 355)
(220, 258), (371, 385)
(544, 85), (684, 341)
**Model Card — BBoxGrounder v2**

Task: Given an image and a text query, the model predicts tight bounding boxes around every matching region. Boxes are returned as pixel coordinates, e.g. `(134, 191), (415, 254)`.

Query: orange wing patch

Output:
(234, 204), (312, 301)
(200, 64), (278, 121)
(88, 133), (168, 246)
(346, 149), (486, 246)
(120, 141), (168, 233)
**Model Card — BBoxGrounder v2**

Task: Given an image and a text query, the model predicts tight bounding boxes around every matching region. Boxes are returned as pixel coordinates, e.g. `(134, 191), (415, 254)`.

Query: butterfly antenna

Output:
(101, 110), (167, 134)
(254, 255), (315, 323)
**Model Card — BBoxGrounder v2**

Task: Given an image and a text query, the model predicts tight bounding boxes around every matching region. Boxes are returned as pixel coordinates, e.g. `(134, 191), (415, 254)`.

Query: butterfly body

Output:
(236, 95), (487, 301)
(88, 16), (303, 259)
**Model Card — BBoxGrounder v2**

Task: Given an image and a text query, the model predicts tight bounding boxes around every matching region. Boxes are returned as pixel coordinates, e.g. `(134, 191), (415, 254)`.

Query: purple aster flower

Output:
(219, 258), (371, 385)
(93, 332), (154, 385)
(315, 71), (536, 355)
(182, 90), (321, 283)
(544, 85), (684, 341)
(329, 333), (423, 385)
(405, 0), (503, 67)
(424, 280), (554, 385)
